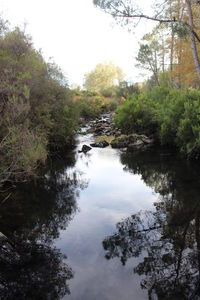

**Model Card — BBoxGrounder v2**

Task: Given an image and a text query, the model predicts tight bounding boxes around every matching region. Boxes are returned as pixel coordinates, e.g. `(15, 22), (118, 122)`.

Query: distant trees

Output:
(93, 0), (200, 87)
(136, 39), (160, 85)
(84, 62), (124, 93)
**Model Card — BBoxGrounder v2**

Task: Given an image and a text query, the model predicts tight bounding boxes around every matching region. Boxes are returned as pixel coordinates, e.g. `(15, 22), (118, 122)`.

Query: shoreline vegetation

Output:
(114, 87), (200, 160)
(0, 22), (79, 187)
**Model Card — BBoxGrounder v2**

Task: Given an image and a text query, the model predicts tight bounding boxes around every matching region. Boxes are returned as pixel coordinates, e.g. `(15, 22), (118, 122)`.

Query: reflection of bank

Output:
(0, 235), (73, 300)
(0, 151), (88, 300)
(103, 149), (200, 300)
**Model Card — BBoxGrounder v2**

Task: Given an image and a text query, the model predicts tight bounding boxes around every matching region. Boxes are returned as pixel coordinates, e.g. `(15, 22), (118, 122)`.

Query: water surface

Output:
(1, 132), (200, 299)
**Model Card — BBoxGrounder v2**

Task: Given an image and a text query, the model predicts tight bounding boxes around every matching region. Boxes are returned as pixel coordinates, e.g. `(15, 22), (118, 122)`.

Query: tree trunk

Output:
(170, 30), (175, 83)
(154, 49), (159, 85)
(186, 0), (200, 84)
(162, 37), (165, 73)
(169, 0), (174, 83)
(178, 39), (183, 87)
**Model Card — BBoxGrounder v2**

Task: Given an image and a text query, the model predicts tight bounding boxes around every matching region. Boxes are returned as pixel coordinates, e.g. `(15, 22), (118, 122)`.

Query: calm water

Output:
(1, 132), (200, 300)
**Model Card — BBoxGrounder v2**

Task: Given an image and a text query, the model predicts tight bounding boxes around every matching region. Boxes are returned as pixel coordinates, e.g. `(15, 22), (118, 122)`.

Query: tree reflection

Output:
(103, 149), (200, 299)
(0, 151), (88, 299)
(0, 241), (73, 300)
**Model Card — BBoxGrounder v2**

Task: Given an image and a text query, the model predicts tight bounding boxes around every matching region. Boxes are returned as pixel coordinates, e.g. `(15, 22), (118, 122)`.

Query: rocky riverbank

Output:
(79, 113), (154, 153)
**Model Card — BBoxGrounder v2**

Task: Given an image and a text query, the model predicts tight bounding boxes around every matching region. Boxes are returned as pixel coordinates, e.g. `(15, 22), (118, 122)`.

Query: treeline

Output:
(73, 80), (140, 119)
(73, 61), (140, 119)
(0, 21), (80, 186)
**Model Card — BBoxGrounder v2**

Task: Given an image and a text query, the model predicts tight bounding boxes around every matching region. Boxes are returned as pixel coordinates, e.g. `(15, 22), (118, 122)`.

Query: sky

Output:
(0, 0), (154, 86)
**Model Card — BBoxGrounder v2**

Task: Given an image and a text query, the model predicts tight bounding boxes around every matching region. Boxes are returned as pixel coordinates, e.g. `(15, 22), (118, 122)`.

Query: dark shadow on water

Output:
(103, 148), (200, 300)
(0, 150), (88, 300)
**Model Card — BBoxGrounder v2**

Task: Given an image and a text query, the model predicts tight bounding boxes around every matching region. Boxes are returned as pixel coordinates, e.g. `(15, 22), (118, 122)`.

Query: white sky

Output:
(0, 0), (154, 86)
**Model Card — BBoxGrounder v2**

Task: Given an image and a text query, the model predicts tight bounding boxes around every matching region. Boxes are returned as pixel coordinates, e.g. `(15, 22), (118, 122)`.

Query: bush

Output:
(0, 25), (79, 184)
(77, 93), (105, 119)
(176, 90), (200, 155)
(114, 92), (157, 134)
(114, 87), (200, 158)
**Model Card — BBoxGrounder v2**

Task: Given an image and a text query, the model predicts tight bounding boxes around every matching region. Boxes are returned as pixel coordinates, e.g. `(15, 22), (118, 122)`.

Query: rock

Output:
(90, 140), (109, 148)
(130, 140), (144, 147)
(79, 144), (92, 153)
(114, 130), (121, 137)
(94, 127), (103, 134)
(111, 134), (154, 150)
(111, 135), (130, 148)
(127, 140), (145, 151)
(142, 137), (154, 145)
(87, 113), (115, 137)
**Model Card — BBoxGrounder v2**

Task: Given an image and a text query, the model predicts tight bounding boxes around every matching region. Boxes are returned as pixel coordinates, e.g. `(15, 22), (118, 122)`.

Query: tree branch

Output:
(96, 2), (200, 44)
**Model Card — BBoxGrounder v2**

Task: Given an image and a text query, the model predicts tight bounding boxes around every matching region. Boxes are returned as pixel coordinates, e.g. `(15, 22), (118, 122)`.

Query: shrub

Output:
(114, 87), (200, 158)
(114, 92), (157, 134)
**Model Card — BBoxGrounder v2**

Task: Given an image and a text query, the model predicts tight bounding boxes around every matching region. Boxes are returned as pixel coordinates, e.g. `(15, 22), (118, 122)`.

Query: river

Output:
(0, 130), (200, 300)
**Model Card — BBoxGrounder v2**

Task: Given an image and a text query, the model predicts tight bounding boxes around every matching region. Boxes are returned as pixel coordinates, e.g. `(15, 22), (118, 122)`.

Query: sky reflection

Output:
(56, 135), (158, 300)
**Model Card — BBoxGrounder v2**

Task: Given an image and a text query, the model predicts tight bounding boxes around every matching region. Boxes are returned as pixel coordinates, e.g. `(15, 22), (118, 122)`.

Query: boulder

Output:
(94, 127), (103, 134)
(79, 144), (92, 153)
(111, 135), (130, 148)
(90, 140), (109, 148)
(128, 140), (144, 149)
(138, 135), (154, 144)
(114, 130), (121, 137)
(127, 140), (146, 151)
(111, 134), (154, 149)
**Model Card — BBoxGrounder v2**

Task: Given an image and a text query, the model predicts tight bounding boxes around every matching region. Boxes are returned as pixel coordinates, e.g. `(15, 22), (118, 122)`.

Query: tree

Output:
(185, 0), (200, 82)
(93, 0), (200, 85)
(136, 37), (160, 85)
(84, 62), (124, 93)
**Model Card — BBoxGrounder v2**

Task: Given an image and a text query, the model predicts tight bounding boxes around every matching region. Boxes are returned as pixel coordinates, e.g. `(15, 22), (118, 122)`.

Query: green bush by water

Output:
(114, 87), (200, 157)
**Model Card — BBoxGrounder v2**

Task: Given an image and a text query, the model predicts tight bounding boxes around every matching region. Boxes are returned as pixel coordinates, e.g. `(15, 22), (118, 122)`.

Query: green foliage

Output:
(0, 24), (79, 184)
(136, 40), (160, 84)
(114, 87), (200, 158)
(0, 126), (47, 183)
(77, 92), (105, 119)
(49, 89), (79, 149)
(172, 21), (189, 38)
(115, 93), (156, 134)
(108, 99), (118, 111)
(84, 62), (124, 93)
(176, 90), (200, 155)
(75, 80), (138, 119)
(155, 90), (185, 144)
(115, 81), (140, 98)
